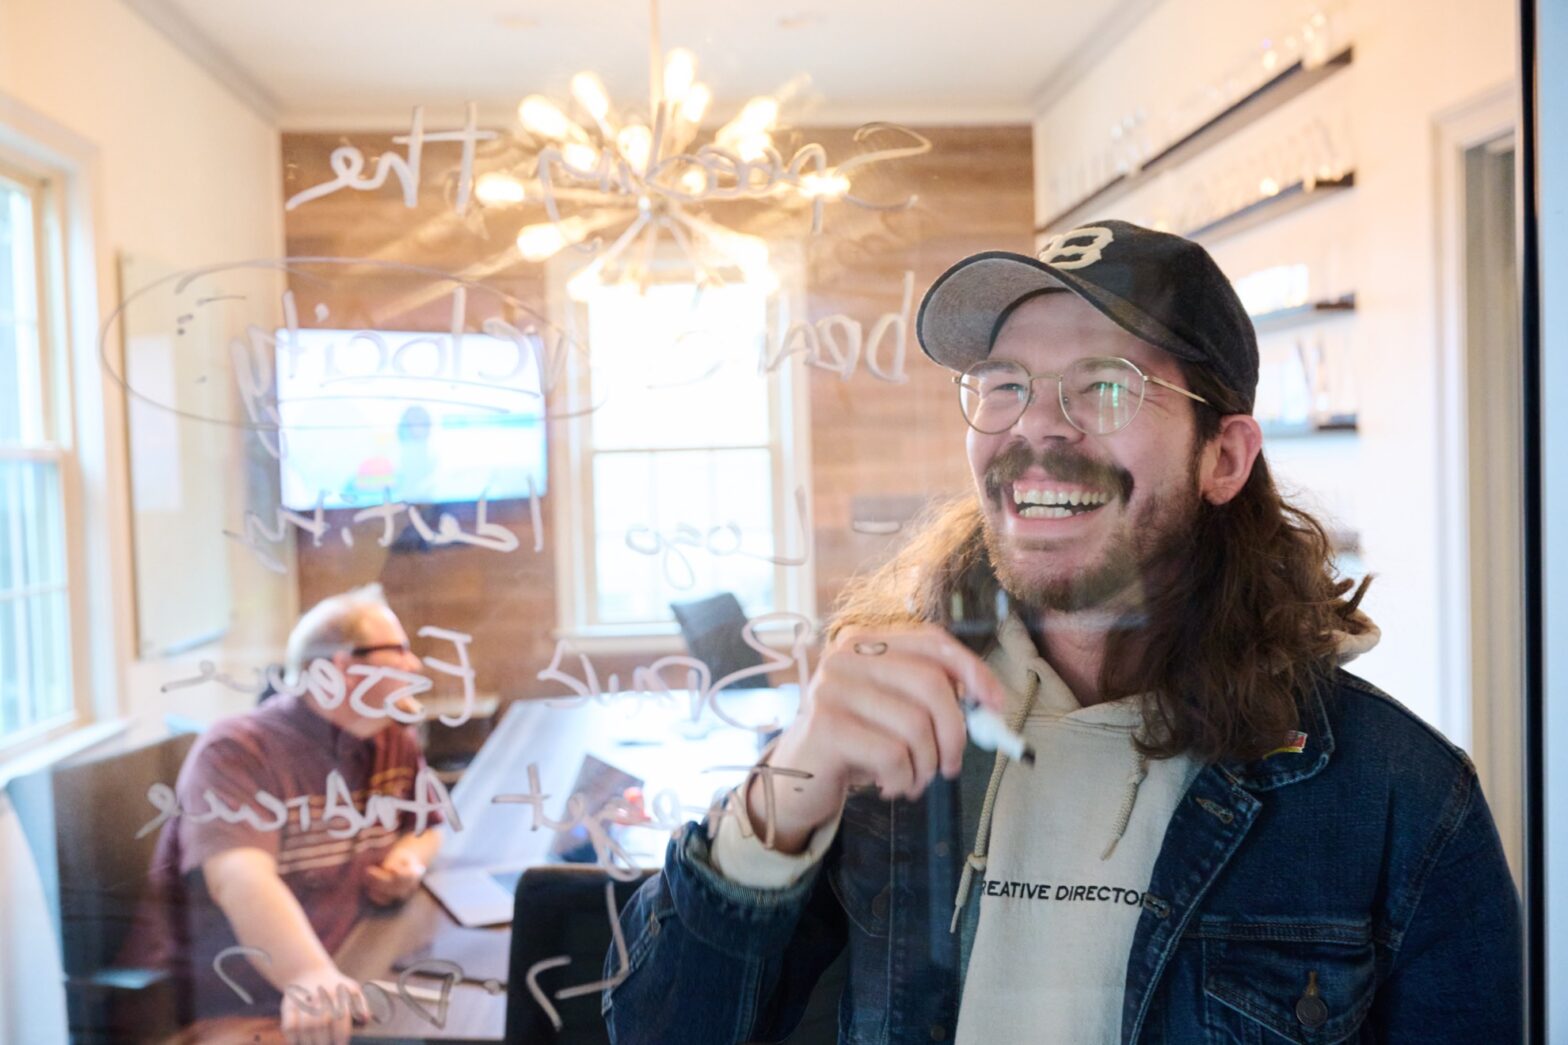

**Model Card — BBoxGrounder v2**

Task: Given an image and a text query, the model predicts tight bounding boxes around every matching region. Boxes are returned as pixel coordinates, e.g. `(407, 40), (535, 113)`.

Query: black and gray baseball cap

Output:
(916, 220), (1259, 412)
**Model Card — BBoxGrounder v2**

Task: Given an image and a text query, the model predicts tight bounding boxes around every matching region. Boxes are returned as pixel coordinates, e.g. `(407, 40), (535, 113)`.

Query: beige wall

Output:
(0, 0), (291, 726)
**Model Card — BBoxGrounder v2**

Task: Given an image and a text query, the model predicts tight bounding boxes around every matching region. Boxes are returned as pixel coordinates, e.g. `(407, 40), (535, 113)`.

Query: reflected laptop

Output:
(423, 754), (643, 927)
(423, 867), (524, 928)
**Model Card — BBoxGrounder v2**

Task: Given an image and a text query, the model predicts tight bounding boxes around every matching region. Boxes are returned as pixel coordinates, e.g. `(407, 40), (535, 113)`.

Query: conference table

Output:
(172, 685), (799, 1043)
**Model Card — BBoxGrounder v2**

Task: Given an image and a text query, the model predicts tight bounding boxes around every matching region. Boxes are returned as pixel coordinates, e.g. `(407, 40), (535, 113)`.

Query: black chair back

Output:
(504, 864), (845, 1044)
(669, 592), (770, 689)
(506, 865), (655, 1044)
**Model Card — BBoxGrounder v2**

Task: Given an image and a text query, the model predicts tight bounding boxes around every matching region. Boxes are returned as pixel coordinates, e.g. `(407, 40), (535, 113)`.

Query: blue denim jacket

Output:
(604, 669), (1522, 1044)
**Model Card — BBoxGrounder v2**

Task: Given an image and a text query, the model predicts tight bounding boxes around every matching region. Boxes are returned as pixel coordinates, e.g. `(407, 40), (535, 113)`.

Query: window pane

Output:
(709, 451), (775, 536)
(27, 588), (71, 725)
(0, 457), (73, 744)
(0, 459), (15, 592)
(591, 451), (657, 539)
(0, 596), (16, 734)
(0, 176), (43, 446)
(0, 589), (12, 728)
(33, 454), (65, 585)
(0, 323), (18, 445)
(0, 179), (19, 322)
(592, 447), (774, 624)
(16, 454), (66, 587)
(587, 283), (771, 451)
(593, 534), (667, 623)
(583, 280), (782, 629)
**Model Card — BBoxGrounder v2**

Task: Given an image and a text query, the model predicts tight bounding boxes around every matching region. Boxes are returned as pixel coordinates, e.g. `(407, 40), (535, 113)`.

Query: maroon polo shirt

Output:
(124, 693), (439, 1018)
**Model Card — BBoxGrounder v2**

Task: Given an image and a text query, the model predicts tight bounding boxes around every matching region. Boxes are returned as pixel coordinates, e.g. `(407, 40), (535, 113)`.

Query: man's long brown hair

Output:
(829, 360), (1372, 765)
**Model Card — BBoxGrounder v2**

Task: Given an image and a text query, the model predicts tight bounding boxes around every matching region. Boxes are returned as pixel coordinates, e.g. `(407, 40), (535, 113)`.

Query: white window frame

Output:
(1434, 82), (1524, 883)
(548, 248), (815, 653)
(0, 94), (122, 765)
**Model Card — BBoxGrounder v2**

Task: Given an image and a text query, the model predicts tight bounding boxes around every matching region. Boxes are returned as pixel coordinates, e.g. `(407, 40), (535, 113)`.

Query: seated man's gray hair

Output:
(284, 583), (394, 680)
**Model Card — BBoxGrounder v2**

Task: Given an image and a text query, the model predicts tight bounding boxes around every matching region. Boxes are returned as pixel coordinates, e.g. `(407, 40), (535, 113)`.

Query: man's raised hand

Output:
(745, 624), (1008, 854)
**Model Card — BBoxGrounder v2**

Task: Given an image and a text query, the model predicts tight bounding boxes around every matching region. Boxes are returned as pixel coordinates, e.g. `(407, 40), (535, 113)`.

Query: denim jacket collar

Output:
(1214, 680), (1337, 793)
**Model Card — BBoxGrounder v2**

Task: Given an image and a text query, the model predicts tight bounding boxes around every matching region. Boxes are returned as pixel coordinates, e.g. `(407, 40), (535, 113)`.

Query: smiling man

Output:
(604, 222), (1522, 1044)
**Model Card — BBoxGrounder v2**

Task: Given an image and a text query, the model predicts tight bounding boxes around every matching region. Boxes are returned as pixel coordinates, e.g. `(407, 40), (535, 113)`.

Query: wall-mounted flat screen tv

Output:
(274, 328), (547, 510)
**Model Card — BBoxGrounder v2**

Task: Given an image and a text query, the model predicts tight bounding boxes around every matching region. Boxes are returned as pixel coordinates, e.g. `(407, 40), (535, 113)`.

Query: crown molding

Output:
(1028, 0), (1169, 117)
(277, 100), (1034, 135)
(120, 0), (281, 122)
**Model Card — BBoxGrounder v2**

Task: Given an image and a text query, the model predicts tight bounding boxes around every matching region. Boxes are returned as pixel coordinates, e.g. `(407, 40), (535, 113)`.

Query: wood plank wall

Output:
(281, 125), (1032, 706)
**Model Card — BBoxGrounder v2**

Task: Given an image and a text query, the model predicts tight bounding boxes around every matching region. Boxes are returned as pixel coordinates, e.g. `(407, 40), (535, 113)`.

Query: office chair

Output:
(504, 864), (844, 1044)
(505, 865), (654, 1044)
(7, 731), (197, 1042)
(669, 592), (770, 689)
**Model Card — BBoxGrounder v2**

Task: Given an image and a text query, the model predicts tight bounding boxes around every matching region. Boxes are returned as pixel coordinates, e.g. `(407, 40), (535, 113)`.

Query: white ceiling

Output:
(132, 0), (1156, 129)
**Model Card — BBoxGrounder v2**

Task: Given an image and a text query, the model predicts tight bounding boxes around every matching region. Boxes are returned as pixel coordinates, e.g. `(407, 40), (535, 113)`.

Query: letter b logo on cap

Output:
(1037, 225), (1114, 270)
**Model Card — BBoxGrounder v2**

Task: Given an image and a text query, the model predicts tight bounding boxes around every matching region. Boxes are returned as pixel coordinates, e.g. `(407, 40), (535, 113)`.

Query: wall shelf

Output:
(1251, 293), (1357, 333)
(1184, 172), (1354, 242)
(1037, 45), (1355, 235)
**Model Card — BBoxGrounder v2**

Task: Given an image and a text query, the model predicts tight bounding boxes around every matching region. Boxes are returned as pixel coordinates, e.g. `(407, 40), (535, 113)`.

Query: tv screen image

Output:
(274, 328), (548, 510)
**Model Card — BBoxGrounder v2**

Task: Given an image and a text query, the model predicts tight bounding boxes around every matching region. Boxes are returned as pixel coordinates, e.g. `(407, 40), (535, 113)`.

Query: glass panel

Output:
(30, 4), (1530, 1040)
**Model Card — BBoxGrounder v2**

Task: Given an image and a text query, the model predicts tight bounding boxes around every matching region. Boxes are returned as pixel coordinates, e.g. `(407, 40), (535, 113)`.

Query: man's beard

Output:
(979, 444), (1202, 614)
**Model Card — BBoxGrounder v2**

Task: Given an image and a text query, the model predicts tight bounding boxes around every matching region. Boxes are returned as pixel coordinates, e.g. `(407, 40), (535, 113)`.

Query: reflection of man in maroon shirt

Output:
(129, 586), (444, 1044)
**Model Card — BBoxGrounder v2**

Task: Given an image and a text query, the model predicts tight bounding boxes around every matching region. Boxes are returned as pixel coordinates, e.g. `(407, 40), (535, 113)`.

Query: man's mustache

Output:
(982, 443), (1134, 504)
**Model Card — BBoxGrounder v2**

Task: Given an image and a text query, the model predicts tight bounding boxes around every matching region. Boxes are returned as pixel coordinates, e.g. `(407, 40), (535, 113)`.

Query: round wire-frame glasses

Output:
(952, 356), (1210, 435)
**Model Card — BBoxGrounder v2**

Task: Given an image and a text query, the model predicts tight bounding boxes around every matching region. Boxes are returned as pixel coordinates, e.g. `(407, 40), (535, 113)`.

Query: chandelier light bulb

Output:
(562, 142), (601, 171)
(717, 96), (780, 152)
(570, 72), (612, 123)
(738, 97), (780, 134)
(474, 172), (527, 205)
(734, 132), (773, 161)
(618, 125), (653, 170)
(799, 171), (850, 199)
(490, 0), (935, 294)
(519, 95), (575, 140)
(517, 216), (593, 261)
(681, 84), (713, 125)
(663, 49), (697, 105)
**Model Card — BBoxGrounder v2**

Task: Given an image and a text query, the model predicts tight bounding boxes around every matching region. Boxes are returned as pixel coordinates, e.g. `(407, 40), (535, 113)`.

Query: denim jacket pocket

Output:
(1199, 918), (1377, 1044)
(829, 793), (891, 939)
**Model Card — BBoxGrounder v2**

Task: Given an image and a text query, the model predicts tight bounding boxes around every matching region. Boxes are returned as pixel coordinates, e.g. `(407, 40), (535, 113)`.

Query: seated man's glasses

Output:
(350, 642), (413, 658)
(953, 356), (1210, 435)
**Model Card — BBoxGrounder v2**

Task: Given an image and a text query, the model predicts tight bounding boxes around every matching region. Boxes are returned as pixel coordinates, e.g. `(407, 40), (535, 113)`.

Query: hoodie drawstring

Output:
(1100, 748), (1149, 860)
(950, 670), (1040, 933)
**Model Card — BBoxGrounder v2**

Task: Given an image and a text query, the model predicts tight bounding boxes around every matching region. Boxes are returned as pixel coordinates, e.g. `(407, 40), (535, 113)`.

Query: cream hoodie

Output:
(711, 613), (1381, 1044)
